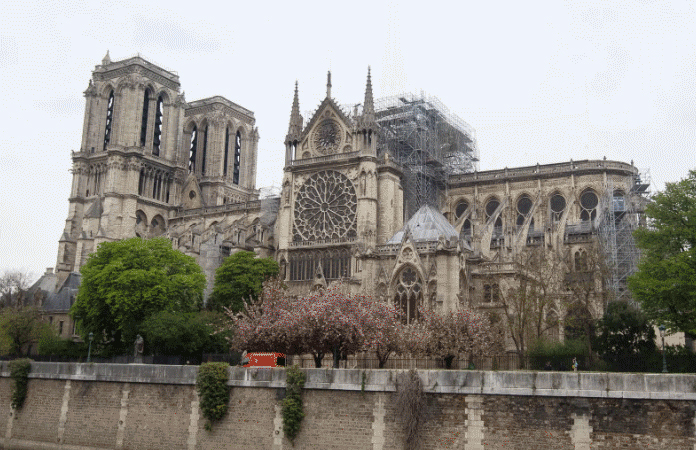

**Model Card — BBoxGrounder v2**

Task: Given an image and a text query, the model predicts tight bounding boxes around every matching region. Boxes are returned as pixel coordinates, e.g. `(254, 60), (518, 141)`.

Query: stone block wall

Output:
(2, 362), (696, 449)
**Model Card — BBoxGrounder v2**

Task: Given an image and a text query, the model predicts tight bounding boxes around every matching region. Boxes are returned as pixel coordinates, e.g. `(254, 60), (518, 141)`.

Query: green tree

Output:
(140, 311), (230, 358)
(0, 306), (48, 355)
(209, 251), (279, 312)
(593, 301), (656, 372)
(71, 237), (206, 352)
(629, 169), (696, 334)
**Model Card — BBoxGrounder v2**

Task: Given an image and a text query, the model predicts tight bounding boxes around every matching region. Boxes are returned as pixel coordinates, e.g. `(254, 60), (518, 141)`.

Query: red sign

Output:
(243, 352), (286, 368)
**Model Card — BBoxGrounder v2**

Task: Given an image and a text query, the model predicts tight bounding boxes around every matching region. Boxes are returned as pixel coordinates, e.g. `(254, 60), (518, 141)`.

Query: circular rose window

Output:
(293, 170), (357, 241)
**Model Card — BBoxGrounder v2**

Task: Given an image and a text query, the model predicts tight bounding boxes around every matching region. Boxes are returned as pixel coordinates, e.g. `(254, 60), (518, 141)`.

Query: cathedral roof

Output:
(387, 205), (459, 244)
(43, 272), (81, 312)
(85, 198), (103, 218)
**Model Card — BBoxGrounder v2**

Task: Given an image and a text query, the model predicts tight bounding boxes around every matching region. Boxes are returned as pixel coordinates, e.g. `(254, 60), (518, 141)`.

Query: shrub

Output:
(196, 362), (230, 430)
(282, 365), (306, 445)
(9, 358), (31, 409)
(528, 339), (588, 371)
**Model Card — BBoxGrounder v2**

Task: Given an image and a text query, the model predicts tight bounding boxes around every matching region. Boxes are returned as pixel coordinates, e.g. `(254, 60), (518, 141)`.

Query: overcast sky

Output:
(1, 0), (695, 280)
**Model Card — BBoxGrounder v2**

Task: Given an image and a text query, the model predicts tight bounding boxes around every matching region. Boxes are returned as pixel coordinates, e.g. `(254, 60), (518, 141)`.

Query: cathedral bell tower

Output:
(56, 52), (185, 282)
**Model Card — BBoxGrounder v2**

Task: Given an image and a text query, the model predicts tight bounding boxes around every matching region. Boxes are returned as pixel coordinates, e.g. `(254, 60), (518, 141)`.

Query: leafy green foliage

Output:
(527, 339), (588, 371)
(282, 365), (306, 445)
(71, 237), (205, 351)
(629, 169), (696, 334)
(140, 311), (230, 358)
(209, 251), (279, 312)
(0, 307), (46, 356)
(37, 328), (88, 358)
(196, 362), (230, 430)
(9, 358), (31, 409)
(593, 301), (656, 372)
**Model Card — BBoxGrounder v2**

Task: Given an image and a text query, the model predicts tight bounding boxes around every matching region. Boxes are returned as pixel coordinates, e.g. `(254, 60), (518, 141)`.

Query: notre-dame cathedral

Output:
(39, 53), (649, 345)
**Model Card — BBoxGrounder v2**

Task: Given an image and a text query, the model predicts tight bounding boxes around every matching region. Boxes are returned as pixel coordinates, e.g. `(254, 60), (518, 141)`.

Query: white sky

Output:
(1, 0), (695, 280)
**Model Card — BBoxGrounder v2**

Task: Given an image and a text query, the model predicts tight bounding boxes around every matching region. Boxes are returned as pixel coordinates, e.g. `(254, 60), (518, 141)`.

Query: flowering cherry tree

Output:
(292, 285), (371, 368)
(229, 280), (501, 370)
(412, 307), (503, 369)
(228, 278), (297, 354)
(362, 299), (405, 368)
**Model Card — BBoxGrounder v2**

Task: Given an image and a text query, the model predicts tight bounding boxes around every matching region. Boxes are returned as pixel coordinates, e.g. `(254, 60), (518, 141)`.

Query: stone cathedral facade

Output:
(43, 54), (647, 344)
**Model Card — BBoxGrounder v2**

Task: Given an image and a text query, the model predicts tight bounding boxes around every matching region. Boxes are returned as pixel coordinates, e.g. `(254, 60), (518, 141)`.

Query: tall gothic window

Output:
(233, 131), (241, 184)
(153, 95), (164, 156)
(223, 127), (230, 177)
(460, 219), (472, 240)
(188, 126), (197, 173)
(394, 266), (423, 324)
(138, 168), (145, 196)
(103, 90), (114, 151)
(140, 89), (150, 147)
(201, 126), (208, 176)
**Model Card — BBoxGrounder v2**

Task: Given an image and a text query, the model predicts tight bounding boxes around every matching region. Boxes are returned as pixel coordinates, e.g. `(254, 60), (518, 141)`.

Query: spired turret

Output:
(285, 81), (303, 166)
(357, 67), (377, 155)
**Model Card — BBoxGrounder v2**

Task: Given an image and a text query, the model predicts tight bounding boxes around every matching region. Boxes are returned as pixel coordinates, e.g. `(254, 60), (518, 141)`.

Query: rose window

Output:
(312, 119), (341, 155)
(293, 170), (357, 241)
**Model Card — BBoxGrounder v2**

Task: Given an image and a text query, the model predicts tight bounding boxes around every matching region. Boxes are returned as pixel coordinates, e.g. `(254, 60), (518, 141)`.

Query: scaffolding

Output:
(598, 168), (651, 304)
(373, 92), (479, 219)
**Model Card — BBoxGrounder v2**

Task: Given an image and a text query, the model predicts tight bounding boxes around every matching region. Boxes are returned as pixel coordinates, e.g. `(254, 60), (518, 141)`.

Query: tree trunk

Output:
(377, 351), (389, 369)
(332, 348), (341, 369)
(313, 352), (324, 368)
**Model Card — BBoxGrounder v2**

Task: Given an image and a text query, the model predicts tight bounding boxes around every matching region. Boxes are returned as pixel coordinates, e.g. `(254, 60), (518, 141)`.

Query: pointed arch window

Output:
(516, 195), (533, 227)
(460, 219), (472, 240)
(580, 190), (598, 222)
(153, 95), (164, 156)
(223, 127), (230, 177)
(233, 131), (241, 185)
(454, 200), (469, 220)
(103, 90), (114, 151)
(574, 250), (588, 271)
(188, 126), (197, 173)
(201, 126), (208, 175)
(140, 89), (150, 147)
(394, 266), (423, 324)
(550, 193), (566, 222)
(138, 168), (145, 196)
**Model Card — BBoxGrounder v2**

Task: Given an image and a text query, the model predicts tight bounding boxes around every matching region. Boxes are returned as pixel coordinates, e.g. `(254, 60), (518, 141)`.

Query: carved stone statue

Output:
(134, 334), (144, 361)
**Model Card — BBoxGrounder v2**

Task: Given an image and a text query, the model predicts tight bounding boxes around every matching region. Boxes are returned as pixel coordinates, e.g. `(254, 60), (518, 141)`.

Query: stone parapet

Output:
(3, 362), (695, 401)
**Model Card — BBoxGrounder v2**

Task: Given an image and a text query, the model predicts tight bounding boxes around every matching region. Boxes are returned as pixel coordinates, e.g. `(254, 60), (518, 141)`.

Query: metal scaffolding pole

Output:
(598, 169), (650, 304)
(372, 92), (479, 219)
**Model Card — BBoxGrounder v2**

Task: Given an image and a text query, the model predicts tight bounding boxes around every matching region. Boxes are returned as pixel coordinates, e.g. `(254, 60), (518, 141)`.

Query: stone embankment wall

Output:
(1, 362), (696, 449)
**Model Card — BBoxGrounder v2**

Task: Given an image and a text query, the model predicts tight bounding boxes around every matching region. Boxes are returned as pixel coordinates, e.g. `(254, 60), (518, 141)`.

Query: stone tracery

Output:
(293, 170), (357, 242)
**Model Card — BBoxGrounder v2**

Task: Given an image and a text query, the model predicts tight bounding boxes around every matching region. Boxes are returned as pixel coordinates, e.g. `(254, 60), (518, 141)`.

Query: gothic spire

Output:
(286, 81), (303, 142)
(102, 50), (111, 66)
(361, 66), (376, 127)
(326, 70), (332, 98)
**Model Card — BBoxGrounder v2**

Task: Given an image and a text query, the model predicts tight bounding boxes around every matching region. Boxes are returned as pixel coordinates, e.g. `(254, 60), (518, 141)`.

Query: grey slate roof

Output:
(43, 272), (81, 312)
(387, 205), (459, 244)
